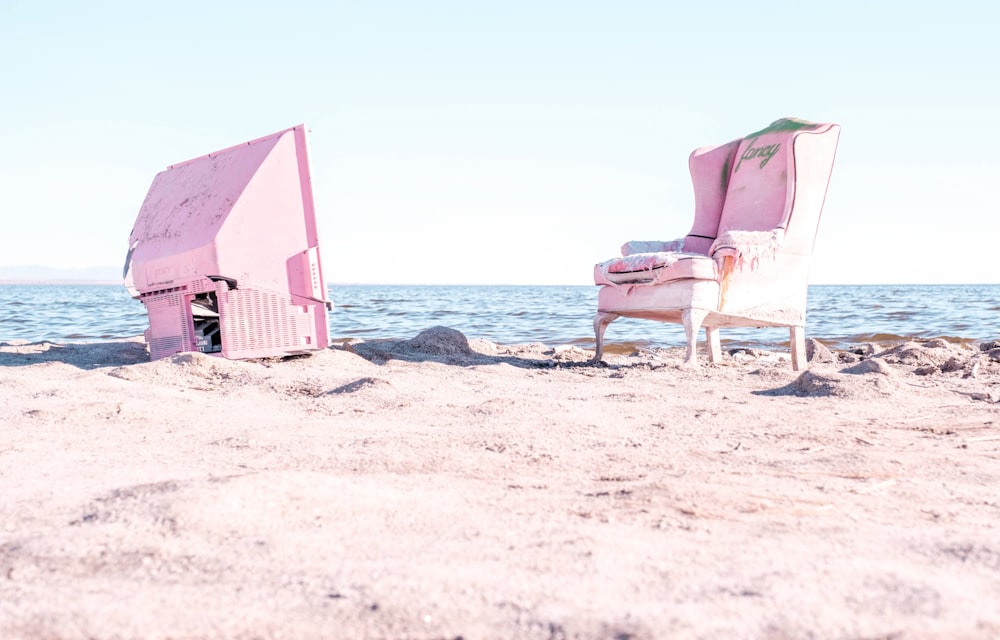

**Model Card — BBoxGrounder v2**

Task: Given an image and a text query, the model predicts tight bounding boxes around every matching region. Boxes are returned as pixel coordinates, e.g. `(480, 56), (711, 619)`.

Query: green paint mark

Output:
(743, 117), (817, 139)
(720, 154), (731, 192)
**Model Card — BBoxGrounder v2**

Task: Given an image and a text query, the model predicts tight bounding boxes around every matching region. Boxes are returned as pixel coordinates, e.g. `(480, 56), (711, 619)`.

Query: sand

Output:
(2, 328), (999, 639)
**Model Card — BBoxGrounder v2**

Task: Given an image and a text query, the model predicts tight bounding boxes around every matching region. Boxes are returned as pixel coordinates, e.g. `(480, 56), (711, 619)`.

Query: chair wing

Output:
(592, 118), (840, 370)
(686, 138), (742, 254)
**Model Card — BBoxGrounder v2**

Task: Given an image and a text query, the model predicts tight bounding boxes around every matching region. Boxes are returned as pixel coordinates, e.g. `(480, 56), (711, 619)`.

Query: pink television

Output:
(123, 124), (332, 361)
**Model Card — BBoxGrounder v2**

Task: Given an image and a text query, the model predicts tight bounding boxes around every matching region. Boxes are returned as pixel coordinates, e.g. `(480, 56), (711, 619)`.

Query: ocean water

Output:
(0, 283), (997, 351)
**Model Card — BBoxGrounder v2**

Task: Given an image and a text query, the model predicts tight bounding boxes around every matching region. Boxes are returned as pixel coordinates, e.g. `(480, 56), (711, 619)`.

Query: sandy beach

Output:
(2, 328), (999, 639)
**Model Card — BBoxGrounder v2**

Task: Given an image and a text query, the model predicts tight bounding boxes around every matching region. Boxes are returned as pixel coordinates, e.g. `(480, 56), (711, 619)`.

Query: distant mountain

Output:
(0, 265), (123, 284)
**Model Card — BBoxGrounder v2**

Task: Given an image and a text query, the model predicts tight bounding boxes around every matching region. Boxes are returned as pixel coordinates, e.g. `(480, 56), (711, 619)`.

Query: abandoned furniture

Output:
(592, 118), (840, 370)
(124, 124), (332, 361)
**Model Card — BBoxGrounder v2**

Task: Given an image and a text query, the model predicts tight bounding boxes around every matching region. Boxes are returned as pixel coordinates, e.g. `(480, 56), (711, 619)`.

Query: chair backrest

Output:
(716, 118), (840, 257)
(684, 139), (741, 254)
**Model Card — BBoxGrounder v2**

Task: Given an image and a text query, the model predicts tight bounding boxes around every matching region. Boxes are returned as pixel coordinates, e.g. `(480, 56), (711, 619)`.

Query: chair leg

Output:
(789, 325), (807, 371)
(592, 312), (619, 363)
(682, 308), (709, 366)
(705, 326), (722, 364)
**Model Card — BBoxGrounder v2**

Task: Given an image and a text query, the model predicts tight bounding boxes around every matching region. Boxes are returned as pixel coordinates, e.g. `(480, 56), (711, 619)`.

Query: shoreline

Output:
(3, 282), (998, 354)
(4, 332), (997, 360)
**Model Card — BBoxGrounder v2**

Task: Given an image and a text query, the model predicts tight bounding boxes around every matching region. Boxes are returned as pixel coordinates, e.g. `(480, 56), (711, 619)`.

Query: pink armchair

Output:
(592, 118), (840, 370)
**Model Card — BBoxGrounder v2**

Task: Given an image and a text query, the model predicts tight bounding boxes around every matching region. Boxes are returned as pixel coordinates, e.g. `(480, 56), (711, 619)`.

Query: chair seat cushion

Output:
(594, 252), (718, 286)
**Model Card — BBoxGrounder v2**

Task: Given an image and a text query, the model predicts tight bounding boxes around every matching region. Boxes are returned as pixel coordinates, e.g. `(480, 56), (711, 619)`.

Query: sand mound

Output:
(282, 347), (383, 377)
(108, 350), (261, 388)
(352, 326), (482, 364)
(880, 339), (966, 365)
(841, 357), (898, 376)
(877, 339), (981, 376)
(398, 326), (475, 356)
(772, 357), (905, 398)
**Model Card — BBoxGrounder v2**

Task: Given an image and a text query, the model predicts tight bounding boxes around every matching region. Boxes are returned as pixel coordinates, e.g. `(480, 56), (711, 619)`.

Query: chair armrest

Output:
(620, 238), (685, 256)
(710, 229), (784, 270)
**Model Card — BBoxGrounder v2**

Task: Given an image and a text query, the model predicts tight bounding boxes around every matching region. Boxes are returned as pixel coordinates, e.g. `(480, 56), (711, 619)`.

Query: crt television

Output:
(124, 124), (332, 360)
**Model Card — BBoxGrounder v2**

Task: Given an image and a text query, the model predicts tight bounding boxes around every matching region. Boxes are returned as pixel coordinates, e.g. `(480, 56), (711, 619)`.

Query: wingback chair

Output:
(592, 118), (840, 370)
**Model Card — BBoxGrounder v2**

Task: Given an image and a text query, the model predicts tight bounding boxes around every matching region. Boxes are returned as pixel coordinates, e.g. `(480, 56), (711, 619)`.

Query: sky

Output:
(1, 1), (998, 286)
